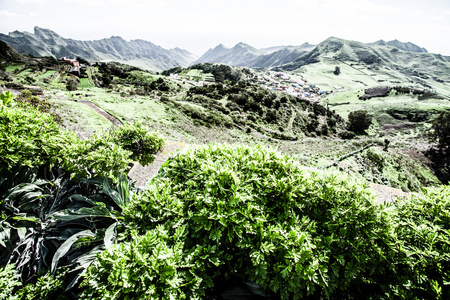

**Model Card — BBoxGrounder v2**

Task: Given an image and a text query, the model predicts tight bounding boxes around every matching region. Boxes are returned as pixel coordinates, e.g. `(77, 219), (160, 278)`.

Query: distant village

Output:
(253, 71), (330, 103)
(170, 70), (337, 103)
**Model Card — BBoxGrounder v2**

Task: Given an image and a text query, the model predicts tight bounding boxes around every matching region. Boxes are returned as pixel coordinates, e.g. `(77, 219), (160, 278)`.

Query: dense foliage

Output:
(0, 165), (135, 295)
(78, 144), (450, 299)
(109, 123), (165, 166)
(2, 132), (450, 298)
(347, 109), (372, 134)
(429, 111), (450, 151)
(177, 82), (343, 138)
(0, 91), (164, 179)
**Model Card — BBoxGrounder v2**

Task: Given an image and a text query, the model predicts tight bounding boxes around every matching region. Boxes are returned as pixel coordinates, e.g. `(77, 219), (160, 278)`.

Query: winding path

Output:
(76, 99), (123, 127)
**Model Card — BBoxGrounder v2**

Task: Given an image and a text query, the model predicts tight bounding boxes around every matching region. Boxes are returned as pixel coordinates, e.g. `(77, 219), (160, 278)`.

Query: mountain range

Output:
(194, 42), (316, 68)
(1, 26), (449, 89)
(0, 27), (197, 71)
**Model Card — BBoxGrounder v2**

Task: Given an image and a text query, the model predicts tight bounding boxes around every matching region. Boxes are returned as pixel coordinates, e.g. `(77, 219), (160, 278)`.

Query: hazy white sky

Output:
(1, 0), (450, 56)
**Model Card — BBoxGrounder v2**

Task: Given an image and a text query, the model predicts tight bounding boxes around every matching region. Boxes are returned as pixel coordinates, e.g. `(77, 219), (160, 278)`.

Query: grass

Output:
(49, 98), (115, 137)
(79, 78), (94, 88)
(321, 90), (450, 120)
(17, 68), (33, 76)
(36, 70), (56, 79)
(5, 64), (24, 72)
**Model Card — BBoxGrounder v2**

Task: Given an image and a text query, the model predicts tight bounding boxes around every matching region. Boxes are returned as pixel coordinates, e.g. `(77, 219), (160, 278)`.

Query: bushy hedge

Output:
(81, 144), (426, 299)
(0, 91), (164, 179)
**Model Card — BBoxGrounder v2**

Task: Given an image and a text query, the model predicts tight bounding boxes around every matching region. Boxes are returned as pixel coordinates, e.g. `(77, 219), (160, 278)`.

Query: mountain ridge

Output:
(0, 27), (441, 75)
(0, 27), (197, 72)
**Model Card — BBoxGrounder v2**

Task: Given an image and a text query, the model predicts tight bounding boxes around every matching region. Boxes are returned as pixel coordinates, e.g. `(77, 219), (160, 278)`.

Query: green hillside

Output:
(282, 37), (450, 96)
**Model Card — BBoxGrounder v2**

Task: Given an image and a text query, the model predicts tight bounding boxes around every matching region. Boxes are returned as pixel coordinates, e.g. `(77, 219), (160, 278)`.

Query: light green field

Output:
(50, 98), (114, 136)
(17, 68), (33, 76)
(79, 78), (94, 88)
(321, 90), (450, 119)
(290, 56), (450, 98)
(36, 70), (56, 79)
(90, 94), (167, 124)
(5, 64), (24, 72)
(178, 69), (215, 82)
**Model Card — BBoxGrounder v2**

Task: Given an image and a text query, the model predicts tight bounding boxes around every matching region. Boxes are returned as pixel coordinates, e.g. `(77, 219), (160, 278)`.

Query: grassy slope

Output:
(2, 58), (445, 191)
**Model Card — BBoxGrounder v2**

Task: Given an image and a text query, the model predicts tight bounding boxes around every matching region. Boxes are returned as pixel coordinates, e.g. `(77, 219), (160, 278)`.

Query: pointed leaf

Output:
(52, 204), (111, 221)
(51, 229), (95, 275)
(17, 227), (27, 241)
(102, 177), (123, 208)
(104, 222), (118, 254)
(65, 245), (105, 291)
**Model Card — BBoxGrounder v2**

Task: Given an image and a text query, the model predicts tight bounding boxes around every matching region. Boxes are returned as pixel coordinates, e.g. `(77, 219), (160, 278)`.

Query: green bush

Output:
(0, 99), (75, 170)
(388, 186), (450, 299)
(347, 110), (372, 134)
(81, 144), (396, 299)
(0, 92), (164, 179)
(338, 130), (356, 140)
(110, 123), (165, 166)
(0, 264), (21, 300)
(63, 133), (134, 179)
(80, 226), (204, 300)
(429, 111), (450, 151)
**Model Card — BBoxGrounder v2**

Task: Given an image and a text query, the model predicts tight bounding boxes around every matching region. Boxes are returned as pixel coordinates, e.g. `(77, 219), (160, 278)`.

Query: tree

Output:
(347, 110), (372, 134)
(429, 111), (450, 150)
(333, 66), (341, 75)
(66, 77), (79, 91)
(427, 111), (450, 184)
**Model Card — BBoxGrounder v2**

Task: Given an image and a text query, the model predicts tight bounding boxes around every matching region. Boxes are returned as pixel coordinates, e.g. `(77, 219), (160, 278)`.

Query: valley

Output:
(1, 37), (448, 192)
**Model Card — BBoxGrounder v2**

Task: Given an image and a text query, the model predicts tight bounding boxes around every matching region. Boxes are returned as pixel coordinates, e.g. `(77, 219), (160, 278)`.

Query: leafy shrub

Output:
(0, 99), (75, 170)
(62, 135), (134, 180)
(0, 93), (164, 179)
(365, 149), (385, 171)
(0, 264), (21, 300)
(347, 110), (372, 134)
(388, 186), (450, 299)
(66, 76), (80, 91)
(0, 165), (135, 294)
(109, 123), (164, 167)
(82, 144), (397, 299)
(429, 111), (450, 151)
(0, 91), (13, 105)
(14, 270), (67, 300)
(80, 226), (204, 300)
(427, 111), (450, 184)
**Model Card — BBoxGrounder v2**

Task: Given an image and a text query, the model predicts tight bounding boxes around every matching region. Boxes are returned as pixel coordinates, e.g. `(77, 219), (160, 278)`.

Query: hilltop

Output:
(280, 37), (450, 95)
(195, 42), (316, 68)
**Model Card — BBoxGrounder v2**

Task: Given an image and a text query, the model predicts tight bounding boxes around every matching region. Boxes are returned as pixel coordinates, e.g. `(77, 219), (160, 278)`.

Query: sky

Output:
(1, 0), (450, 56)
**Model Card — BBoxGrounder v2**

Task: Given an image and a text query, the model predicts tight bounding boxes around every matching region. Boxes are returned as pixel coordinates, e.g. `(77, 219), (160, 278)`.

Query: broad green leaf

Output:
(104, 222), (118, 254)
(51, 205), (112, 221)
(51, 229), (95, 275)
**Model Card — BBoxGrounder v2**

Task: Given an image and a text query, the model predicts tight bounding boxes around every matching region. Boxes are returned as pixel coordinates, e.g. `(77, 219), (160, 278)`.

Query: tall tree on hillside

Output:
(427, 111), (450, 183)
(429, 111), (450, 150)
(333, 66), (341, 75)
(347, 110), (372, 134)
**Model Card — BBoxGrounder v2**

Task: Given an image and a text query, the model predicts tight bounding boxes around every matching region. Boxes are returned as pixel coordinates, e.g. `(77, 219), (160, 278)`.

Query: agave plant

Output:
(0, 165), (134, 292)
